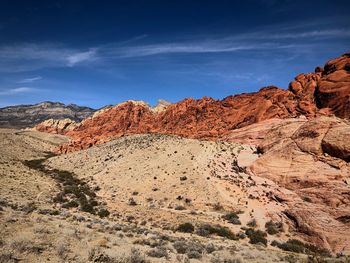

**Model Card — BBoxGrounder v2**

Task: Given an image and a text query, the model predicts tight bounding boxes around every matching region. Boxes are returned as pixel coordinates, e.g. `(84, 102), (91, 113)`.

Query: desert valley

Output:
(0, 51), (349, 263)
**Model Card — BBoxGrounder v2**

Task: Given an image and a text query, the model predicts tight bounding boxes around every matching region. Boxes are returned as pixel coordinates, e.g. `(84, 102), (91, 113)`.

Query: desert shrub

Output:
(21, 202), (37, 213)
(187, 250), (202, 259)
(0, 251), (17, 263)
(88, 247), (149, 263)
(212, 202), (224, 211)
(53, 193), (67, 203)
(173, 240), (188, 254)
(127, 248), (149, 263)
(247, 219), (257, 228)
(272, 239), (331, 257)
(173, 240), (203, 259)
(174, 205), (185, 210)
(62, 200), (79, 208)
(128, 198), (137, 206)
(232, 159), (246, 173)
(23, 156), (107, 217)
(57, 243), (70, 260)
(205, 243), (217, 254)
(80, 202), (95, 214)
(222, 212), (241, 225)
(211, 255), (243, 263)
(146, 247), (168, 258)
(98, 208), (110, 218)
(196, 224), (237, 240)
(10, 238), (32, 253)
(265, 220), (283, 235)
(177, 223), (194, 233)
(245, 228), (267, 245)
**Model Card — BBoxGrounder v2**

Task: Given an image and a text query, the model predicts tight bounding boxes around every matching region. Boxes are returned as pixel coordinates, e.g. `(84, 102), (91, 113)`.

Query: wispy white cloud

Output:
(0, 25), (348, 72)
(241, 28), (350, 40)
(66, 48), (97, 66)
(0, 44), (98, 72)
(0, 87), (36, 95)
(17, 76), (42, 83)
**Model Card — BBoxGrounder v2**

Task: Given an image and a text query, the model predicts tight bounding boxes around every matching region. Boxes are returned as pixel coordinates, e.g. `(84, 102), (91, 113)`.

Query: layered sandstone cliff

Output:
(249, 116), (350, 253)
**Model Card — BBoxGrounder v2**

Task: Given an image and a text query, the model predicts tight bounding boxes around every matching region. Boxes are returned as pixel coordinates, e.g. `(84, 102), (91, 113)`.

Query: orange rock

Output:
(34, 52), (349, 153)
(250, 116), (350, 253)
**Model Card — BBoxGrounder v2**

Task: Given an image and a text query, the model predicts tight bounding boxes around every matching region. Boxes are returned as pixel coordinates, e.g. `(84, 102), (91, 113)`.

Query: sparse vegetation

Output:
(196, 224), (238, 240)
(245, 228), (267, 245)
(174, 205), (185, 210)
(211, 255), (243, 263)
(265, 220), (283, 235)
(173, 240), (204, 259)
(212, 202), (224, 211)
(232, 159), (247, 173)
(177, 222), (195, 233)
(88, 247), (149, 263)
(247, 219), (257, 228)
(98, 208), (110, 218)
(222, 211), (242, 225)
(146, 247), (168, 258)
(23, 153), (109, 217)
(271, 239), (331, 257)
(128, 198), (137, 206)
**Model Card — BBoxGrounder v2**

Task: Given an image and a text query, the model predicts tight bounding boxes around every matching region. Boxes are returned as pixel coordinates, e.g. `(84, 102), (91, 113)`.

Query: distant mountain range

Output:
(0, 102), (95, 128)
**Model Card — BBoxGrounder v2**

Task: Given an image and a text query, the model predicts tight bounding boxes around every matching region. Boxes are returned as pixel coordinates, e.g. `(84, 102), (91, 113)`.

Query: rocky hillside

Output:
(0, 101), (95, 128)
(53, 52), (349, 153)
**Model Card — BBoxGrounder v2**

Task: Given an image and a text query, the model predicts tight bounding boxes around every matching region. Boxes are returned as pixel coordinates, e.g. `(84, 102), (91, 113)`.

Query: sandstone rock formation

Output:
(53, 52), (349, 153)
(249, 116), (350, 253)
(0, 101), (95, 128)
(289, 52), (350, 119)
(59, 87), (300, 152)
(35, 118), (78, 134)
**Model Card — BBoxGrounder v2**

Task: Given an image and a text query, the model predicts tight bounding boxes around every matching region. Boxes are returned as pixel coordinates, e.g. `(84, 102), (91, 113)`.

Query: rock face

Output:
(317, 53), (350, 119)
(288, 52), (350, 119)
(250, 116), (350, 253)
(59, 87), (300, 152)
(0, 102), (95, 128)
(55, 52), (350, 153)
(35, 118), (78, 134)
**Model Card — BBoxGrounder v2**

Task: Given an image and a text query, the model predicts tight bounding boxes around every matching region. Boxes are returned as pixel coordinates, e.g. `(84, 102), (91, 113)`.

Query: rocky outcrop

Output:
(59, 87), (301, 152)
(288, 52), (350, 119)
(0, 101), (95, 128)
(249, 116), (350, 253)
(48, 52), (349, 153)
(35, 118), (78, 134)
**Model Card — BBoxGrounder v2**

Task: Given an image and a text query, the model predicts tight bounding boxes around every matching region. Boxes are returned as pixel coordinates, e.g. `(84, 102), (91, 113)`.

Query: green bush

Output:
(245, 228), (267, 245)
(97, 209), (110, 218)
(196, 224), (237, 240)
(265, 220), (283, 235)
(177, 222), (194, 233)
(272, 239), (331, 257)
(222, 212), (241, 225)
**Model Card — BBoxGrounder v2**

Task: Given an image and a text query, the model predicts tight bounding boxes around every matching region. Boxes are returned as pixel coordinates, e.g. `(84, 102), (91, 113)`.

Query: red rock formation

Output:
(250, 116), (350, 253)
(59, 87), (301, 152)
(317, 52), (350, 119)
(45, 52), (349, 153)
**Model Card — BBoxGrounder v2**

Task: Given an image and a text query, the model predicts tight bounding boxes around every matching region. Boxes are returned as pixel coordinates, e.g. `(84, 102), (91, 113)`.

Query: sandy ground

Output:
(0, 129), (343, 262)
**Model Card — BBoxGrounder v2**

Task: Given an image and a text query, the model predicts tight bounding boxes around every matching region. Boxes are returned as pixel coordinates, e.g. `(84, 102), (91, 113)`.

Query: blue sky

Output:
(0, 0), (349, 109)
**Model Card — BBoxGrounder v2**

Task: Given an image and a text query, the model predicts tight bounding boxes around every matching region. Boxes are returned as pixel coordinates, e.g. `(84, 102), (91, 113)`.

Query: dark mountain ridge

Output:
(0, 101), (95, 128)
